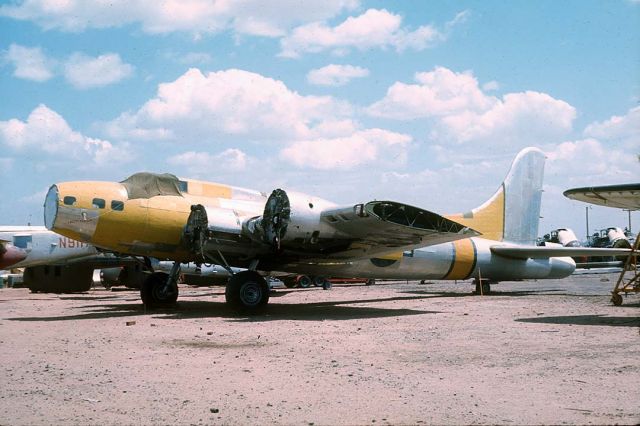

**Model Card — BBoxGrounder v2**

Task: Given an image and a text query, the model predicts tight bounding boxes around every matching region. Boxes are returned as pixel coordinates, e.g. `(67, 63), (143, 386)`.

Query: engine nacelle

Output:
(257, 188), (339, 248)
(556, 228), (581, 247)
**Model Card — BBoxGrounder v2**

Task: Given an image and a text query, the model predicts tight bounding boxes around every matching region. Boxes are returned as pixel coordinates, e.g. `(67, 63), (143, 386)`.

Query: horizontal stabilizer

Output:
(491, 245), (632, 260)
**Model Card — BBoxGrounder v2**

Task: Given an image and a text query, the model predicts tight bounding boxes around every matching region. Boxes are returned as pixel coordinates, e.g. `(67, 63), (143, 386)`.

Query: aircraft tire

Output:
(283, 278), (297, 288)
(312, 276), (326, 287)
(474, 280), (492, 295)
(140, 272), (179, 308)
(225, 271), (269, 312)
(366, 279), (376, 286)
(297, 275), (312, 288)
(611, 293), (623, 306)
(322, 279), (332, 290)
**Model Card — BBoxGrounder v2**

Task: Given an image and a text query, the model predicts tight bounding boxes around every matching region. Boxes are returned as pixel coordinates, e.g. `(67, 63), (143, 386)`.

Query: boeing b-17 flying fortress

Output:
(2, 147), (631, 310)
(1, 2), (638, 424)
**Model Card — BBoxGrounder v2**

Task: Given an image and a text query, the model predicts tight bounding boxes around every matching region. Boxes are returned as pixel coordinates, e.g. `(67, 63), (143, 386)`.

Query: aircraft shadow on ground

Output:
(400, 289), (567, 298)
(6, 294), (441, 322)
(516, 314), (640, 327)
(401, 287), (616, 299)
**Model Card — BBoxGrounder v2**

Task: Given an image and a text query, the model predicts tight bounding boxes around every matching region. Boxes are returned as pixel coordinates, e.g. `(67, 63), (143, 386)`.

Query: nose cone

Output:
(44, 184), (59, 231)
(0, 244), (28, 269)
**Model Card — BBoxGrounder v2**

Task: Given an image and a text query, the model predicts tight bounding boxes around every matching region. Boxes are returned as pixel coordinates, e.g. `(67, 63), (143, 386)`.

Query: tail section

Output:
(446, 147), (545, 244)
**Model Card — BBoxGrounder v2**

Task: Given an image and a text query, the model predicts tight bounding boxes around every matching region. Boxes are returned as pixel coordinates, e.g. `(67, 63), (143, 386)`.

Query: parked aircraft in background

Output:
(0, 226), (134, 292)
(564, 183), (640, 210)
(44, 147), (630, 311)
(538, 228), (582, 248)
(538, 227), (632, 268)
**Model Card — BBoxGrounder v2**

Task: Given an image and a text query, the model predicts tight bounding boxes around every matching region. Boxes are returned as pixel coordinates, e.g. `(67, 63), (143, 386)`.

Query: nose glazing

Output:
(44, 185), (59, 230)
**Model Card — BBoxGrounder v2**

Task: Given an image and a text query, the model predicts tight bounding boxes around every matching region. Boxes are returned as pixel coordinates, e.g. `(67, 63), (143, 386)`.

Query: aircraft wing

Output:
(316, 201), (481, 259)
(189, 199), (480, 263)
(563, 183), (640, 210)
(491, 245), (632, 260)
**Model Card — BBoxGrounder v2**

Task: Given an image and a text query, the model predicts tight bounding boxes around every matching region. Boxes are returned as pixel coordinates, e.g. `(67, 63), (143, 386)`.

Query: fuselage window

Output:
(178, 180), (188, 193)
(12, 235), (32, 249)
(92, 198), (106, 209)
(111, 200), (124, 211)
(63, 196), (77, 206)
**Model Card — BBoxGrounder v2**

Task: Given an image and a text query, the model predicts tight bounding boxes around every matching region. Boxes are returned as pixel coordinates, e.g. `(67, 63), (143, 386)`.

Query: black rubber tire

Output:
(366, 279), (376, 286)
(311, 276), (324, 287)
(225, 271), (270, 312)
(140, 272), (179, 308)
(283, 278), (297, 288)
(322, 279), (332, 290)
(297, 275), (312, 288)
(611, 293), (623, 306)
(475, 280), (491, 295)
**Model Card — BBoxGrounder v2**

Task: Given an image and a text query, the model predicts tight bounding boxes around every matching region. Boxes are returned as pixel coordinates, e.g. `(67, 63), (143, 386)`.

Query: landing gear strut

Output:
(225, 270), (270, 312)
(141, 262), (180, 308)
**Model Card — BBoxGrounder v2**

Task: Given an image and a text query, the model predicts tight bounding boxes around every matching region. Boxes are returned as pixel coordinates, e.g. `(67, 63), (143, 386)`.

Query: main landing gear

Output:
(225, 270), (270, 311)
(140, 261), (270, 312)
(141, 262), (180, 308)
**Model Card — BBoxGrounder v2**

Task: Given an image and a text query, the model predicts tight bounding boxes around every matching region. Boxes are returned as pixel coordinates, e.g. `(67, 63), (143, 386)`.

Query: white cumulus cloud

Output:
(0, 104), (126, 166)
(63, 53), (134, 89)
(0, 0), (358, 37)
(105, 68), (352, 143)
(368, 67), (495, 119)
(2, 43), (55, 82)
(544, 138), (638, 189)
(583, 106), (640, 147)
(168, 148), (250, 176)
(368, 66), (576, 147)
(307, 64), (369, 86)
(279, 8), (464, 58)
(280, 128), (411, 170)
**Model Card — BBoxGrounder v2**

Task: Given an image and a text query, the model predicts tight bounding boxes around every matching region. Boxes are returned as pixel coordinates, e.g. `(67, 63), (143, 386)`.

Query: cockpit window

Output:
(178, 180), (188, 193)
(63, 196), (76, 206)
(111, 200), (124, 211)
(92, 198), (105, 209)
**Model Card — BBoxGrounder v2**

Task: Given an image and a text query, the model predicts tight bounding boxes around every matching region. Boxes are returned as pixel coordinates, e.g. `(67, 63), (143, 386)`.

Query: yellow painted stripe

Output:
(444, 239), (477, 280)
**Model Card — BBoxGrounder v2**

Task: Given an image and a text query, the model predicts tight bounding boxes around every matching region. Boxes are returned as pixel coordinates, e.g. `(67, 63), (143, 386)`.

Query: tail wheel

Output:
(611, 293), (623, 306)
(141, 272), (179, 308)
(226, 271), (270, 311)
(297, 275), (312, 288)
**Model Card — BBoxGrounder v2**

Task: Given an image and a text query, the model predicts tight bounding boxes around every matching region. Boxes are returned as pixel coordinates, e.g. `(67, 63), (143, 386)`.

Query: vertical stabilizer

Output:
(446, 147), (545, 244)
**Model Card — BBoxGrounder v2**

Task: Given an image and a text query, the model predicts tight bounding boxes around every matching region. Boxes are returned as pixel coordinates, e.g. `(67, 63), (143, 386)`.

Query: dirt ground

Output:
(0, 273), (638, 425)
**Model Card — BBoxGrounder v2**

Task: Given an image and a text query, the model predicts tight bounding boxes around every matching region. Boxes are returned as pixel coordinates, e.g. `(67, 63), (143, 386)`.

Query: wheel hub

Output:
(240, 282), (262, 306)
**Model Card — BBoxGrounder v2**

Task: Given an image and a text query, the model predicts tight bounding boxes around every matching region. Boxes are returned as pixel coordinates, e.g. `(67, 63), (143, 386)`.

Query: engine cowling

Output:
(257, 188), (340, 249)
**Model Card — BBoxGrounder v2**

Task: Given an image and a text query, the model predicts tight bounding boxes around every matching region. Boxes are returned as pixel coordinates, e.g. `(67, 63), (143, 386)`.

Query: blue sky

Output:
(0, 0), (638, 240)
